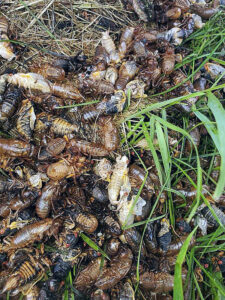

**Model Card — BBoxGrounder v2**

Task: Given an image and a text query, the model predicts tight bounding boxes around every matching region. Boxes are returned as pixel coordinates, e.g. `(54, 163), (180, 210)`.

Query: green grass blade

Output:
(195, 92), (225, 200)
(80, 232), (110, 260)
(152, 115), (202, 221)
(172, 160), (225, 229)
(121, 117), (145, 145)
(123, 83), (225, 122)
(194, 111), (219, 150)
(135, 178), (170, 292)
(150, 114), (156, 140)
(154, 25), (225, 97)
(193, 273), (205, 300)
(207, 92), (225, 200)
(0, 131), (11, 138)
(65, 271), (75, 300)
(124, 215), (165, 229)
(18, 0), (56, 40)
(19, 294), (24, 300)
(194, 258), (225, 296)
(142, 122), (163, 184)
(73, 264), (76, 277)
(156, 121), (171, 178)
(123, 91), (205, 121)
(173, 226), (198, 300)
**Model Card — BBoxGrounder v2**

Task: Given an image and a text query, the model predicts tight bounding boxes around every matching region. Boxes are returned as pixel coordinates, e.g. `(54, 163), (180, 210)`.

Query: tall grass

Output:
(120, 11), (225, 299)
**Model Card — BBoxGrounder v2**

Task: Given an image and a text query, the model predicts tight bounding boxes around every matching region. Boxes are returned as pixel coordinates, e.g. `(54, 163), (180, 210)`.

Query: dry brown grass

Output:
(0, 0), (140, 73)
(0, 0), (155, 157)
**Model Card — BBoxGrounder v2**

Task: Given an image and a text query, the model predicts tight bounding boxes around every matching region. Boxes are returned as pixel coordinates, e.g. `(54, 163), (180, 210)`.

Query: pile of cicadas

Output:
(0, 0), (225, 299)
